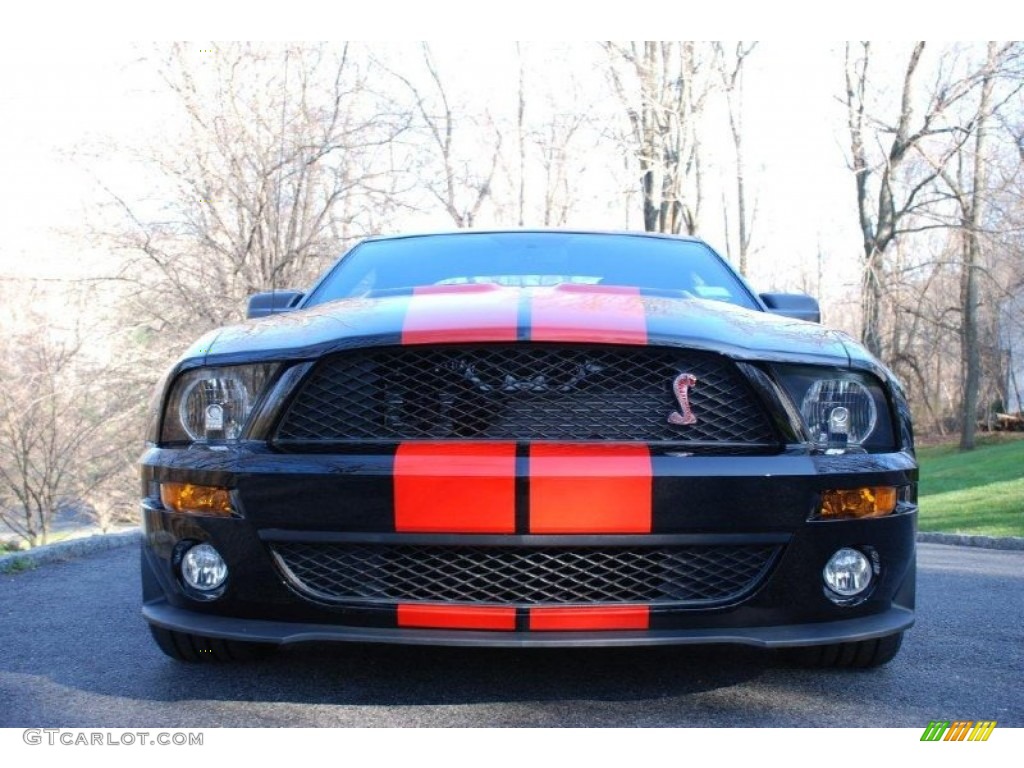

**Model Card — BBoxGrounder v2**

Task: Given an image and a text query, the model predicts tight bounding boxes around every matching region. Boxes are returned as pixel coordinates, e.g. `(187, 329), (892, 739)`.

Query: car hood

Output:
(192, 284), (852, 366)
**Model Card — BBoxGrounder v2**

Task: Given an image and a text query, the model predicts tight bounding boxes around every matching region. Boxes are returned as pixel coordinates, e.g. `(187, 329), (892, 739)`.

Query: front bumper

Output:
(142, 598), (914, 648)
(140, 445), (917, 648)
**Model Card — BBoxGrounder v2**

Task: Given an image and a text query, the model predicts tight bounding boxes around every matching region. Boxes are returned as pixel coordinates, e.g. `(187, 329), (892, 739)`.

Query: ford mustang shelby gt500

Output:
(141, 230), (916, 666)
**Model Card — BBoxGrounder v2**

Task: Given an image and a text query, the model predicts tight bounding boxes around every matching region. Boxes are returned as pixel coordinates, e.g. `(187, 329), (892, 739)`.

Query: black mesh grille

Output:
(274, 345), (776, 447)
(269, 542), (781, 607)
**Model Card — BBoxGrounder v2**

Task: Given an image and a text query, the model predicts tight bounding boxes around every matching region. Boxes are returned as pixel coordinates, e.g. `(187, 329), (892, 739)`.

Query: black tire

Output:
(148, 625), (275, 663)
(787, 632), (903, 669)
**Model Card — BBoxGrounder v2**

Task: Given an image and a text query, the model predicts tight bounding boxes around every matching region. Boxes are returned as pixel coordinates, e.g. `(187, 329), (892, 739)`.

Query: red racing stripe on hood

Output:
(394, 442), (517, 533)
(401, 283), (520, 344)
(528, 444), (652, 533)
(398, 604), (516, 631)
(529, 606), (650, 631)
(530, 284), (648, 344)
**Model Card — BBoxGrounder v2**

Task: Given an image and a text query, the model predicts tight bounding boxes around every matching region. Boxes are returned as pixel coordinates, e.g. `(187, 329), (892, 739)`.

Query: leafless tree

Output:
(516, 43), (527, 227)
(0, 285), (134, 547)
(839, 41), (1024, 442)
(713, 41), (758, 273)
(604, 41), (713, 235)
(914, 43), (1024, 447)
(102, 42), (406, 343)
(534, 111), (588, 227)
(957, 44), (999, 448)
(844, 42), (981, 359)
(387, 43), (503, 228)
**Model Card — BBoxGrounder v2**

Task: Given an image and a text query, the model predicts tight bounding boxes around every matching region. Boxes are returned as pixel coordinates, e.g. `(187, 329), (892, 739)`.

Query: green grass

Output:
(917, 434), (1024, 537)
(0, 556), (37, 575)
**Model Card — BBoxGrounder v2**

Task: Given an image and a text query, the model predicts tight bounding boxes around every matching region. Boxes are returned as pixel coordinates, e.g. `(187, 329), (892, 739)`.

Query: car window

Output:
(304, 232), (758, 310)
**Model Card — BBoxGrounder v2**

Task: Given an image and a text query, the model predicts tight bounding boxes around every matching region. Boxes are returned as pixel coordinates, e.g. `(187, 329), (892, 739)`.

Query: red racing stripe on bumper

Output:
(530, 284), (647, 344)
(401, 284), (519, 344)
(529, 606), (650, 631)
(394, 442), (517, 533)
(398, 604), (517, 631)
(528, 444), (652, 533)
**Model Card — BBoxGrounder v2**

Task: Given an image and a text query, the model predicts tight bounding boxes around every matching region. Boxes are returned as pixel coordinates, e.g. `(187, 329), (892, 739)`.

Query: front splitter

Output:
(143, 601), (913, 649)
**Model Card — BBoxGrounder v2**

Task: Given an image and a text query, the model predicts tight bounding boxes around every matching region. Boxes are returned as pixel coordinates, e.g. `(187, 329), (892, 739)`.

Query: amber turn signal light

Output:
(160, 483), (233, 516)
(819, 487), (897, 520)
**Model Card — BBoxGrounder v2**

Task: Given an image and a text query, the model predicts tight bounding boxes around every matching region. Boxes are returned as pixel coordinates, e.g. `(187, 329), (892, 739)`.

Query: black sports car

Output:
(140, 230), (916, 666)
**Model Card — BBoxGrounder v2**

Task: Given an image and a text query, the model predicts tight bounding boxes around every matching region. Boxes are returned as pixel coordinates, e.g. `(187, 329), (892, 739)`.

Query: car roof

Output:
(356, 229), (706, 245)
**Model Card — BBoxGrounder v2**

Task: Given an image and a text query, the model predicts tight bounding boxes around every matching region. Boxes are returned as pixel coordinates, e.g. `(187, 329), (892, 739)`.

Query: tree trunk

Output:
(861, 245), (885, 358)
(960, 43), (998, 450)
(604, 41), (705, 236)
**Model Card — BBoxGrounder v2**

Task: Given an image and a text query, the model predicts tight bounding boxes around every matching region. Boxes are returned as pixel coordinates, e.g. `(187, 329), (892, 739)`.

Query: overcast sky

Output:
(0, 41), (870, 297)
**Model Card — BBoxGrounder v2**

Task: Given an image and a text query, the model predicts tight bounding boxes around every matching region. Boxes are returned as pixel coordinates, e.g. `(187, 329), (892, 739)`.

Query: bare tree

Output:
(713, 41), (758, 273)
(958, 44), (999, 449)
(535, 111), (588, 227)
(516, 43), (527, 227)
(844, 42), (980, 358)
(0, 286), (134, 547)
(992, 113), (1024, 422)
(604, 41), (712, 234)
(841, 42), (1024, 441)
(387, 43), (503, 228)
(521, 51), (597, 228)
(102, 42), (406, 343)
(915, 43), (1024, 447)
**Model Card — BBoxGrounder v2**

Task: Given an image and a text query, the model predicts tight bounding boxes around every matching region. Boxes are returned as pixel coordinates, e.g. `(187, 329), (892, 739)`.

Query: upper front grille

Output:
(273, 344), (777, 447)
(269, 541), (782, 607)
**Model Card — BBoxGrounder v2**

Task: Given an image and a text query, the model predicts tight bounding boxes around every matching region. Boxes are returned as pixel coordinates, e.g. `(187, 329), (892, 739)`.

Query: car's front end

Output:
(140, 232), (916, 665)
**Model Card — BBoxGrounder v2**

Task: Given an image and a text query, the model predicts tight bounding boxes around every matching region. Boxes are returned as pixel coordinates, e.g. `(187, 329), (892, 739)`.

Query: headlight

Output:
(160, 364), (278, 444)
(801, 379), (876, 448)
(772, 366), (895, 452)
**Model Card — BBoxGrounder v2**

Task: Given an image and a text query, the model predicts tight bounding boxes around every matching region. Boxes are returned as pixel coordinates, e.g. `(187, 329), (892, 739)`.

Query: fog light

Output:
(181, 543), (228, 591)
(823, 548), (872, 598)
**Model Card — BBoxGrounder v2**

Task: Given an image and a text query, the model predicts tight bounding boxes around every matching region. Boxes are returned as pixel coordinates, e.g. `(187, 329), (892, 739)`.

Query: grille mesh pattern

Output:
(270, 542), (780, 607)
(274, 345), (776, 446)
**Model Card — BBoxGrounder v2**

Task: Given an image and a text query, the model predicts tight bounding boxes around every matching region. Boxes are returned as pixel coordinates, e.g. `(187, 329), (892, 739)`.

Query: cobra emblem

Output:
(668, 373), (698, 425)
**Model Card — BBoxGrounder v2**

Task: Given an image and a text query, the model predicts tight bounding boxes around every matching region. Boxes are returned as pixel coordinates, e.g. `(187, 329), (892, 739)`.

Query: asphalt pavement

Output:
(0, 542), (1020, 727)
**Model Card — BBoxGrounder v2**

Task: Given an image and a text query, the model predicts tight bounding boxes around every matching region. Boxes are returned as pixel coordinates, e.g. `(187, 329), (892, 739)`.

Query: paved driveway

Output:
(0, 542), (1020, 727)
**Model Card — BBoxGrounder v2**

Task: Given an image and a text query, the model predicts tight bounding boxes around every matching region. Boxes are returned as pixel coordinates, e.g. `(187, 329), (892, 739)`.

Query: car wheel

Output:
(148, 625), (274, 663)
(787, 632), (903, 669)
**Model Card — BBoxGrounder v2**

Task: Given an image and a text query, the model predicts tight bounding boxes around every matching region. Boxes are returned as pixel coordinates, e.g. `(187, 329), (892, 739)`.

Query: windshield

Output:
(304, 232), (759, 310)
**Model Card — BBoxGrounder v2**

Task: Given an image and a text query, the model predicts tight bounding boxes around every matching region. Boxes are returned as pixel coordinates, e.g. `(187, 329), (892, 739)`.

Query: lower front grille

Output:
(269, 542), (781, 608)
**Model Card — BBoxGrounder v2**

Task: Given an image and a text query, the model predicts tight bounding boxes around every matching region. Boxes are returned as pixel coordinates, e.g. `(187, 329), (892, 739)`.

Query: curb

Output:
(0, 529), (141, 574)
(916, 532), (1024, 551)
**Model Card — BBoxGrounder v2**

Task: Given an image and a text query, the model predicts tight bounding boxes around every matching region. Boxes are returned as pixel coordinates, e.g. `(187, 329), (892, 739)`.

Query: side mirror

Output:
(246, 290), (304, 319)
(759, 293), (821, 323)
